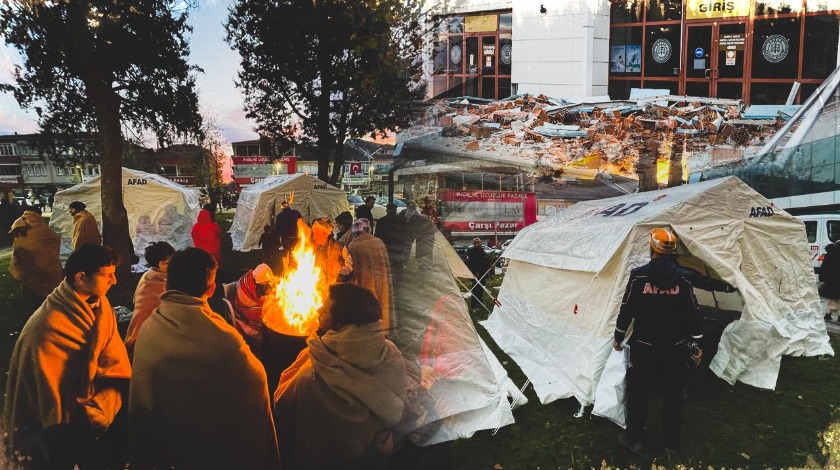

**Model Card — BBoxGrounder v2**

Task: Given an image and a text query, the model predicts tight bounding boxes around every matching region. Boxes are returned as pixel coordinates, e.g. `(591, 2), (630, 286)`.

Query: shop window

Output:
(431, 77), (447, 99)
(610, 0), (644, 24)
(800, 83), (820, 102)
(498, 78), (512, 99)
(750, 82), (795, 104)
(754, 0), (803, 15)
(500, 13), (512, 31)
(644, 25), (680, 77)
(803, 14), (839, 79)
(717, 82), (744, 100)
(448, 36), (463, 74)
(609, 26), (643, 77)
(642, 80), (678, 95)
(465, 77), (478, 97)
(448, 76), (463, 97)
(499, 34), (512, 76)
(465, 36), (479, 75)
(609, 80), (641, 100)
(433, 36), (447, 74)
(646, 0), (682, 21)
(751, 17), (800, 79)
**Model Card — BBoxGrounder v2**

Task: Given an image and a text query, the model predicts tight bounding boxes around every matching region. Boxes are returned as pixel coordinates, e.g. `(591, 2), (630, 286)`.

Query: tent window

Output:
(828, 220), (840, 242)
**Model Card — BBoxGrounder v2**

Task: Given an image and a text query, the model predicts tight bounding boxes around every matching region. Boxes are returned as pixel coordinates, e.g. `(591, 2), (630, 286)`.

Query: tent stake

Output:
(573, 403), (588, 418)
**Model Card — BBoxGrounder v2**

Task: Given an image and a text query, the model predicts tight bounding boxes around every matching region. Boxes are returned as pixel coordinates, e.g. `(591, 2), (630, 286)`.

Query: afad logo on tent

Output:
(589, 193), (666, 218)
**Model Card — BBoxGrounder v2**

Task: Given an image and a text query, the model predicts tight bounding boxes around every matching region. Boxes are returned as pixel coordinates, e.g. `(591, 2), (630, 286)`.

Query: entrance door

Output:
(683, 23), (746, 99)
(464, 35), (499, 99)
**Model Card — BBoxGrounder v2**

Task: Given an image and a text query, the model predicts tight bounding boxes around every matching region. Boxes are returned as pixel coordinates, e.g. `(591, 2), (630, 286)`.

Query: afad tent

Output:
(51, 168), (199, 262)
(231, 174), (348, 252)
(482, 176), (832, 425)
(391, 231), (526, 445)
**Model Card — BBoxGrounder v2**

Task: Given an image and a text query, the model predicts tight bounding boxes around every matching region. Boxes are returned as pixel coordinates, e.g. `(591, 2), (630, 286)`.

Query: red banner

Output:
(232, 156), (296, 174)
(349, 161), (362, 175)
(440, 190), (537, 233)
(167, 175), (196, 186)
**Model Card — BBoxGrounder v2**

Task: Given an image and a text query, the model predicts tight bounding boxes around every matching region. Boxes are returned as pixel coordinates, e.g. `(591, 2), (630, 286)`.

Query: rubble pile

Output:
(419, 94), (795, 183)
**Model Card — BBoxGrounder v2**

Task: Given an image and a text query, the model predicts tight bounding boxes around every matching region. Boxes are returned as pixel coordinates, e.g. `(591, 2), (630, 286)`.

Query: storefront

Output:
(430, 11), (513, 100)
(609, 0), (840, 103)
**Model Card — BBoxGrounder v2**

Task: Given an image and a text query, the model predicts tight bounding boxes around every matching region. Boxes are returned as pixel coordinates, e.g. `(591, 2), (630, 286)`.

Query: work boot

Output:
(618, 434), (643, 454)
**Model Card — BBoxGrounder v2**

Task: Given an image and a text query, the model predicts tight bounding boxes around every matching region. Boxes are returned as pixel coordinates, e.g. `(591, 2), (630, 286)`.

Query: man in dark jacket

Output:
(274, 200), (302, 253)
(466, 237), (490, 311)
(613, 227), (735, 454)
(374, 204), (410, 281)
(355, 196), (376, 226)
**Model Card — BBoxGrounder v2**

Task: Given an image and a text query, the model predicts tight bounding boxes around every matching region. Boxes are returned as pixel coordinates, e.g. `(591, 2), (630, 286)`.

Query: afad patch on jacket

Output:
(642, 283), (680, 295)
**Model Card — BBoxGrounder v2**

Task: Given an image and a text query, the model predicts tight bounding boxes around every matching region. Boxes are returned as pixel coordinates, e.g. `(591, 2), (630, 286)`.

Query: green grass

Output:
(1, 213), (839, 469)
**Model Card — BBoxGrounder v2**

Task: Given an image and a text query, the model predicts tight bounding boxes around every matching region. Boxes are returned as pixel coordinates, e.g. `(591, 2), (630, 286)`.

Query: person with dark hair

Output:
(355, 196), (377, 228)
(124, 241), (176, 352)
(375, 203), (410, 282)
(130, 248), (280, 469)
(68, 200), (101, 249)
(347, 218), (395, 331)
(191, 206), (222, 265)
(274, 283), (409, 469)
(9, 206), (63, 299)
(3, 244), (130, 468)
(274, 200), (303, 259)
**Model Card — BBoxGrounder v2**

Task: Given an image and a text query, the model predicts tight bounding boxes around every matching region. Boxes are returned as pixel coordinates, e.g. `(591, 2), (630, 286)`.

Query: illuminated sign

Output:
(686, 0), (750, 19)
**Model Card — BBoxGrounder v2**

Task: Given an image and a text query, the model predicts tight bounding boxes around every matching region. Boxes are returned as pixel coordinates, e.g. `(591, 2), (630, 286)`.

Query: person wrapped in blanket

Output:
(227, 263), (276, 355)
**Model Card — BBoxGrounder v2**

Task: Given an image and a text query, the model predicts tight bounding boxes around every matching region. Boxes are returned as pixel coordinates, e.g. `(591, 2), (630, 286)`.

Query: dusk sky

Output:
(0, 0), (256, 149)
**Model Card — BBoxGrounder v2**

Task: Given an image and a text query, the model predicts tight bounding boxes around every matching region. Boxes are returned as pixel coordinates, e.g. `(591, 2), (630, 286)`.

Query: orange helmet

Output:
(649, 228), (678, 254)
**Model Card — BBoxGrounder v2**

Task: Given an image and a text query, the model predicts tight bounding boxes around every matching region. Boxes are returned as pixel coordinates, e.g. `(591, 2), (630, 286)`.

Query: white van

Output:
(795, 214), (840, 269)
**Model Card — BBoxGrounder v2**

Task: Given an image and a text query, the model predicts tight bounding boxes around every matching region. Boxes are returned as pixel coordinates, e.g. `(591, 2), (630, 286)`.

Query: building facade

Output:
(427, 0), (840, 103)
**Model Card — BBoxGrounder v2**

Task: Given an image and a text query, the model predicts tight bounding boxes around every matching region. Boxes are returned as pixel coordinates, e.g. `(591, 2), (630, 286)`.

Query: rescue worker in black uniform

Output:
(613, 227), (735, 454)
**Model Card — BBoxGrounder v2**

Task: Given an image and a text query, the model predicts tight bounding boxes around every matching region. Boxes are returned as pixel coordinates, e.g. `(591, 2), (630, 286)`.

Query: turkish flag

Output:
(349, 162), (362, 175)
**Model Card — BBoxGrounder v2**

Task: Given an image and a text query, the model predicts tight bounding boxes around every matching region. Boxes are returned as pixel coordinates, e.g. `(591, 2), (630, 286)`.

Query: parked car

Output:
(795, 214), (840, 270)
(374, 197), (407, 213)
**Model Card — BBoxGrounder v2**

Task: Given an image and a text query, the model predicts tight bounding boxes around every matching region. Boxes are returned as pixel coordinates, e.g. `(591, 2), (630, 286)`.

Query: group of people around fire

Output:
(0, 195), (446, 469)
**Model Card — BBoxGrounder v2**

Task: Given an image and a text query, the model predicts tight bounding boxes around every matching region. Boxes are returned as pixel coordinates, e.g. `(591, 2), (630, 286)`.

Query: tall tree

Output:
(0, 0), (203, 280)
(226, 0), (427, 185)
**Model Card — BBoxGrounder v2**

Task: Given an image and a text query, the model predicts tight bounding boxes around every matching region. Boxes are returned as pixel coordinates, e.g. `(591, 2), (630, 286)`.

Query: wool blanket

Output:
(130, 291), (280, 469)
(124, 269), (167, 350)
(2, 280), (131, 448)
(72, 210), (101, 249)
(347, 233), (395, 331)
(274, 323), (408, 469)
(9, 211), (63, 297)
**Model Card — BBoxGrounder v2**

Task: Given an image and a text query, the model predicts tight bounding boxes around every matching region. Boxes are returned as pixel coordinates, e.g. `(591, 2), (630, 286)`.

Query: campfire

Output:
(262, 220), (324, 337)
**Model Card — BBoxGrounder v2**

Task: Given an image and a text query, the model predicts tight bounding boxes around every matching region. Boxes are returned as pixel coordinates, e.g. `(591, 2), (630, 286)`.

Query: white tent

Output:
(51, 167), (200, 262)
(393, 232), (526, 445)
(482, 176), (832, 425)
(231, 174), (349, 252)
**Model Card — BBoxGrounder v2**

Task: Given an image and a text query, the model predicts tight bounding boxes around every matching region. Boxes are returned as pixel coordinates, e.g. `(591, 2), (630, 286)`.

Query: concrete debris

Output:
(410, 94), (793, 184)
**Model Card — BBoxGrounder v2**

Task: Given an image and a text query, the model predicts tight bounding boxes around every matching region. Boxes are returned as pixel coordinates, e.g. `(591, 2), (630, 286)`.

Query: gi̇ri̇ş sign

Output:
(686, 0), (750, 19)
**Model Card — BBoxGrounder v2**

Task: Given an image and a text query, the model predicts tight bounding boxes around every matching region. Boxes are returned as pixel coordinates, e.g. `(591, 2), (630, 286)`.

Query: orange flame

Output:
(263, 219), (323, 336)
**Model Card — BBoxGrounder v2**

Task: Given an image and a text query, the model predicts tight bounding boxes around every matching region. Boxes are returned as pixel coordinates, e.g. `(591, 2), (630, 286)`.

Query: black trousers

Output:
(625, 339), (690, 449)
(471, 279), (484, 310)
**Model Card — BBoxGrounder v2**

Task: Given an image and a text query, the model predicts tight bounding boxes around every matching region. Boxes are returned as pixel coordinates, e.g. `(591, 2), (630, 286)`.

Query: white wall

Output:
(511, 0), (610, 99)
(433, 0), (512, 15)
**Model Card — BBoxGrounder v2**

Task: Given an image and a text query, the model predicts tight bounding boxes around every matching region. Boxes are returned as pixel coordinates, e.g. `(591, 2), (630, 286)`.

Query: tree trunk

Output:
(67, 1), (133, 283)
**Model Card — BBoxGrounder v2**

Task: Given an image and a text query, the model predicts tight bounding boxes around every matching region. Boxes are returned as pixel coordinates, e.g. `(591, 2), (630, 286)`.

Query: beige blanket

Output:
(2, 280), (131, 448)
(130, 291), (280, 469)
(9, 211), (63, 297)
(72, 210), (101, 249)
(274, 323), (408, 469)
(124, 269), (167, 350)
(347, 233), (395, 331)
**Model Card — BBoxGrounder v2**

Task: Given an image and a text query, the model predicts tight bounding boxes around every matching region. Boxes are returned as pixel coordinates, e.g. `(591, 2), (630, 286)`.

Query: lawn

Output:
(1, 212), (839, 469)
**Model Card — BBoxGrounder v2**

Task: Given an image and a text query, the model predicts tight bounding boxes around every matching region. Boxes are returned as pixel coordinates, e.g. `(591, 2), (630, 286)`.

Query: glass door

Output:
(480, 35), (497, 99)
(684, 23), (747, 99)
(684, 25), (712, 97)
